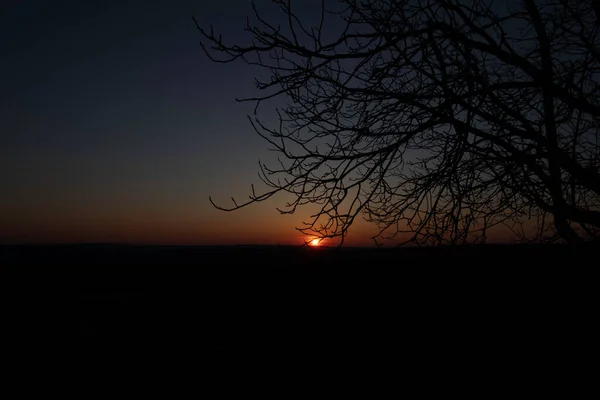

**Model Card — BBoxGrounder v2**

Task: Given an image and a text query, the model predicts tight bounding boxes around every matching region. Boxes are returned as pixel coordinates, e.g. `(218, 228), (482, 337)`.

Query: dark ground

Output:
(1, 243), (596, 366)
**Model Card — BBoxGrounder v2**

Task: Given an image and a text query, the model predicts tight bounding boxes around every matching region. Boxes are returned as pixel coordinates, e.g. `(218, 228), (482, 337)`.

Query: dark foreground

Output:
(1, 244), (596, 364)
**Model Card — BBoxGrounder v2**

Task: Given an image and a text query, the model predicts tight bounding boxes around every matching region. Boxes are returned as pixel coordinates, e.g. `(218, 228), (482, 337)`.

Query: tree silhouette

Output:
(195, 0), (600, 246)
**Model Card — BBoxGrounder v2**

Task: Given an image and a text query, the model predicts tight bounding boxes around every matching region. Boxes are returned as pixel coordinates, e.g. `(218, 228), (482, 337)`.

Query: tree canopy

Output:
(196, 0), (600, 246)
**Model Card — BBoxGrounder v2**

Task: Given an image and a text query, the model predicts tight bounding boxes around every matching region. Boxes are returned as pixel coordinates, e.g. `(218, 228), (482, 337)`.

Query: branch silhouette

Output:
(196, 0), (600, 246)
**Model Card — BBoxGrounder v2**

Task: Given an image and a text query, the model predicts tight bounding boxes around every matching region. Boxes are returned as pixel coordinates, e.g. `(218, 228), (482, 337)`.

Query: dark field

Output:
(1, 244), (595, 363)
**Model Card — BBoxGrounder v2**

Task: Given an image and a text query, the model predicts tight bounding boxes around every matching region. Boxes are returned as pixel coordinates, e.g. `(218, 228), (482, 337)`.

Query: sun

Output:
(310, 239), (321, 246)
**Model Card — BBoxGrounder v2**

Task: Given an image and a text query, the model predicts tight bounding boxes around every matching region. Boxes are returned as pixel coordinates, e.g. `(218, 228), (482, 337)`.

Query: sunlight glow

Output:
(310, 239), (321, 246)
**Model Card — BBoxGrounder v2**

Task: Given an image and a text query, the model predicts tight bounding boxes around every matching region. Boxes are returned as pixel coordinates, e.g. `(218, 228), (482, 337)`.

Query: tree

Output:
(195, 0), (600, 246)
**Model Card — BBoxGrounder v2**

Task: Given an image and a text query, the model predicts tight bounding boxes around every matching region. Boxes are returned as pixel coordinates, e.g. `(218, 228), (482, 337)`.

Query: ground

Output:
(1, 243), (595, 363)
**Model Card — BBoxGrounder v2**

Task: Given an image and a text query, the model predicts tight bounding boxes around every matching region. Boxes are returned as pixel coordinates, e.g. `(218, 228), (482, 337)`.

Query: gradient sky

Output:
(1, 0), (383, 245)
(1, 0), (525, 246)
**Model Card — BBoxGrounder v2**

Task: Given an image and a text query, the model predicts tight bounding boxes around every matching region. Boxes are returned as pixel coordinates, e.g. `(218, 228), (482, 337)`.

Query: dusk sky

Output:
(2, 0), (530, 247)
(1, 0), (380, 246)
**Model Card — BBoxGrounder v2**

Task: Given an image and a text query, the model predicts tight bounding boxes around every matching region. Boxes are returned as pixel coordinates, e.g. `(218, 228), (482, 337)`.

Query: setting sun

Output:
(310, 239), (320, 246)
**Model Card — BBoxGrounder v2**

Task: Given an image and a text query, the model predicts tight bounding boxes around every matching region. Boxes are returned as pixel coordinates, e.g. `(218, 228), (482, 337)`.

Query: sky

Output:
(0, 0), (381, 246)
(0, 0), (531, 247)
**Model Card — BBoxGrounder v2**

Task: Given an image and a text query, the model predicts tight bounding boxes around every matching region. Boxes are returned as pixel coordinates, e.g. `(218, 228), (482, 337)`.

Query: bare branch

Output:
(198, 0), (600, 245)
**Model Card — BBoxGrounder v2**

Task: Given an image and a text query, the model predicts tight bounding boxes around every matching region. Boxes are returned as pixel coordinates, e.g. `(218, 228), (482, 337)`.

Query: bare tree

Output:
(195, 0), (600, 246)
